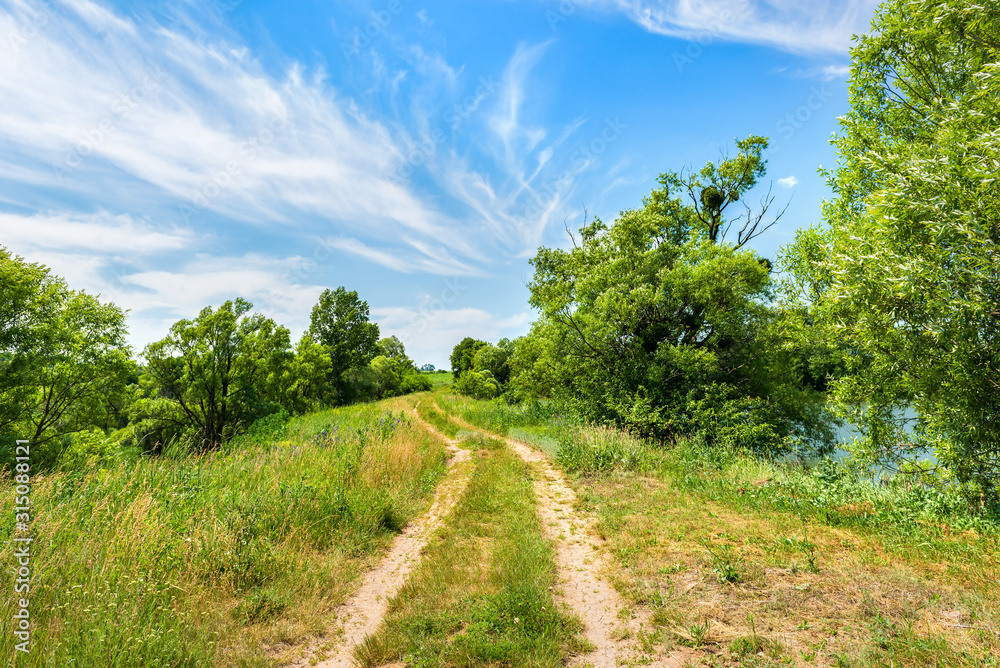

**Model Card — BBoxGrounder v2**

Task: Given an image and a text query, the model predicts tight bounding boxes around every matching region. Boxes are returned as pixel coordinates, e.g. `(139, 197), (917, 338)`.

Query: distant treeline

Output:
(0, 256), (430, 468)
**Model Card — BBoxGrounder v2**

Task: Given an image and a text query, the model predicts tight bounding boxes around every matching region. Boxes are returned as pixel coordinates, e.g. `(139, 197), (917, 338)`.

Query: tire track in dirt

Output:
(432, 401), (648, 667)
(286, 403), (471, 668)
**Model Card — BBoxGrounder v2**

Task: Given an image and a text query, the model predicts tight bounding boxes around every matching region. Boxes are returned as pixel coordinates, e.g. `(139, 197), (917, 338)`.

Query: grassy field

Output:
(433, 392), (1000, 668)
(422, 371), (454, 390)
(0, 396), (449, 668)
(355, 432), (584, 667)
(5, 386), (997, 667)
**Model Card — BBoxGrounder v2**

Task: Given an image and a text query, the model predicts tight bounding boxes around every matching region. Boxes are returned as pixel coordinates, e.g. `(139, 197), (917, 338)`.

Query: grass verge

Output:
(416, 397), (463, 438)
(422, 371), (454, 390)
(0, 397), (448, 667)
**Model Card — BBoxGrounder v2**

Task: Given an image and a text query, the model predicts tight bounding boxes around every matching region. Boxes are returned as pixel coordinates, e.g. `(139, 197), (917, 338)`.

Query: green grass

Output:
(432, 395), (1000, 667)
(354, 440), (583, 668)
(507, 427), (560, 458)
(422, 371), (454, 390)
(433, 393), (553, 436)
(0, 398), (448, 667)
(416, 398), (462, 438)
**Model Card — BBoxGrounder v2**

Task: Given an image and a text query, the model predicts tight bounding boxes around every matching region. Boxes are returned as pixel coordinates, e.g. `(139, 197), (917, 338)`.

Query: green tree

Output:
(370, 336), (430, 398)
(278, 333), (334, 413)
(450, 337), (487, 379)
(520, 137), (834, 452)
(1, 248), (54, 440)
(139, 299), (291, 450)
(370, 355), (402, 398)
(455, 370), (500, 400)
(775, 225), (850, 393)
(472, 339), (514, 386)
(22, 291), (134, 446)
(819, 0), (1000, 501)
(309, 287), (380, 402)
(1, 248), (133, 465)
(377, 335), (407, 361)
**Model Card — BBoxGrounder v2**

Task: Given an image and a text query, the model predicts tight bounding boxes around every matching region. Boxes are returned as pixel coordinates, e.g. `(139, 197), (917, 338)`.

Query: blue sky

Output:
(0, 0), (877, 367)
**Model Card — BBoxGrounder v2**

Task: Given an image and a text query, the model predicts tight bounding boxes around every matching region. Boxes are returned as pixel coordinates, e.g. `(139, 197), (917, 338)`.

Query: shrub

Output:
(56, 428), (138, 471)
(400, 372), (432, 394)
(455, 370), (500, 400)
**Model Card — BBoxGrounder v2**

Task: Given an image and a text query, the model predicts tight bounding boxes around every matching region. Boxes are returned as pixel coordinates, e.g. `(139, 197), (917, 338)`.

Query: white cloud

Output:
(782, 63), (852, 81)
(320, 236), (486, 277)
(491, 41), (552, 167)
(817, 64), (852, 80)
(777, 175), (798, 188)
(574, 0), (877, 54)
(0, 0), (477, 269)
(372, 303), (530, 367)
(0, 211), (194, 254)
(0, 2), (599, 356)
(31, 247), (329, 351)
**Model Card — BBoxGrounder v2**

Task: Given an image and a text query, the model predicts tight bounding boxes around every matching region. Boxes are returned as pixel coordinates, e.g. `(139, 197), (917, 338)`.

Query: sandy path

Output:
(432, 402), (645, 667)
(287, 405), (471, 668)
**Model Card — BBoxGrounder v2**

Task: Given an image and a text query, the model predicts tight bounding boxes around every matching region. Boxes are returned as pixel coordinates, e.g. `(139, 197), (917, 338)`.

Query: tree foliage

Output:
(309, 287), (380, 399)
(450, 337), (487, 379)
(472, 339), (514, 386)
(377, 335), (407, 361)
(139, 299), (291, 450)
(455, 369), (500, 400)
(1, 248), (133, 465)
(369, 336), (430, 398)
(517, 137), (834, 453)
(817, 0), (1000, 501)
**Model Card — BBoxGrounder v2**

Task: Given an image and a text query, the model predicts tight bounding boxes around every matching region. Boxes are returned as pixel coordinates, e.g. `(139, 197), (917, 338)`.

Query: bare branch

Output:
(564, 219), (578, 249)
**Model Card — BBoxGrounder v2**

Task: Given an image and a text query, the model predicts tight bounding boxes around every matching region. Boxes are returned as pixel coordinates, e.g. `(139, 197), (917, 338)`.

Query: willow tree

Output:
(140, 299), (292, 450)
(820, 0), (1000, 501)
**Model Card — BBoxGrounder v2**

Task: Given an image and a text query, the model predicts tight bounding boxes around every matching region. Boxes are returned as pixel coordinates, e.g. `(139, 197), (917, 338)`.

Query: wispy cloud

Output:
(775, 63), (852, 81)
(491, 41), (551, 170)
(777, 175), (798, 188)
(321, 236), (486, 277)
(0, 0), (476, 268)
(0, 210), (194, 254)
(572, 0), (877, 54)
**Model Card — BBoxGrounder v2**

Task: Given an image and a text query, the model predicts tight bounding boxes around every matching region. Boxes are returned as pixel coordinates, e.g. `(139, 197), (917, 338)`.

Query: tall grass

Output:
(0, 399), (448, 667)
(554, 424), (654, 473)
(431, 395), (1000, 664)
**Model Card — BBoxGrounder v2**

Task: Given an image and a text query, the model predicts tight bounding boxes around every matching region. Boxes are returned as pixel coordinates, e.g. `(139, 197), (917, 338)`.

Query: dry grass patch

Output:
(573, 473), (999, 667)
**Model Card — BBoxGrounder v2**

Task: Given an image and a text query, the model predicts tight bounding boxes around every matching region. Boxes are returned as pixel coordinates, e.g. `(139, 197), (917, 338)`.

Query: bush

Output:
(240, 409), (290, 446)
(400, 372), (432, 393)
(686, 383), (835, 458)
(455, 370), (501, 400)
(56, 428), (138, 471)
